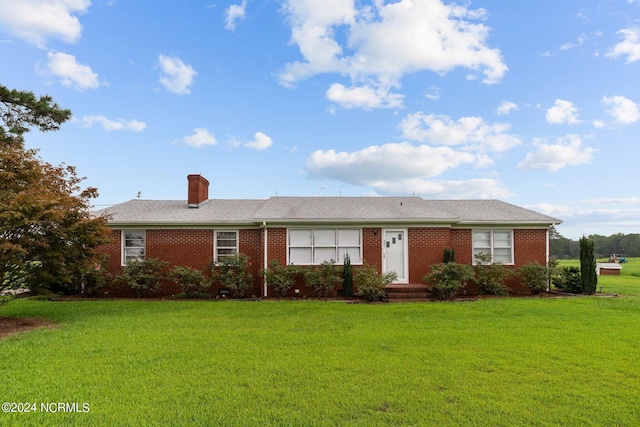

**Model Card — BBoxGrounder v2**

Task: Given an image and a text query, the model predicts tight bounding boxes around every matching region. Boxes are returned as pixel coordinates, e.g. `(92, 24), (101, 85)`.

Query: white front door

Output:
(383, 229), (408, 283)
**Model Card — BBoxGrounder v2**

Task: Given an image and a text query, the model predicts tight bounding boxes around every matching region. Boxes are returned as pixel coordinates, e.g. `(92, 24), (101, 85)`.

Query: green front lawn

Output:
(2, 284), (640, 425)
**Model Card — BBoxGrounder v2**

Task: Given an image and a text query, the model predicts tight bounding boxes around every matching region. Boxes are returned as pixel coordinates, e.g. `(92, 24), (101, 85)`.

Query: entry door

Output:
(383, 229), (408, 283)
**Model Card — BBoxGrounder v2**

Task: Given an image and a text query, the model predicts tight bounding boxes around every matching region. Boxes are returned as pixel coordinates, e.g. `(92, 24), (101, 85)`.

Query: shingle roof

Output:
(98, 199), (267, 225)
(252, 197), (457, 222)
(427, 200), (559, 223)
(98, 197), (561, 226)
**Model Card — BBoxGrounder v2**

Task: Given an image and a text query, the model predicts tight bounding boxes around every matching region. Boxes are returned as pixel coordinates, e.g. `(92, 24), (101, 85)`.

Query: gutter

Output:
(251, 218), (459, 226)
(262, 221), (268, 298)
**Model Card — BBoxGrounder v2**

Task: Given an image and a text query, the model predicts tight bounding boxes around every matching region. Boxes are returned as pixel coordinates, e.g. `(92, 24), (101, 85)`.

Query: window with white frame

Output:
(215, 230), (238, 260)
(473, 230), (513, 264)
(288, 228), (362, 265)
(122, 230), (145, 264)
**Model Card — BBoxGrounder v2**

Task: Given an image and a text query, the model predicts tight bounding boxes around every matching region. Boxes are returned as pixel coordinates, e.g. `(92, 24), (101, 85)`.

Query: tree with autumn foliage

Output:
(1, 84), (111, 294)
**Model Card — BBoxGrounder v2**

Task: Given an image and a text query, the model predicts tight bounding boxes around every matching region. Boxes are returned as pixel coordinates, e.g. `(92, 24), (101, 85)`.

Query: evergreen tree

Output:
(0, 84), (71, 144)
(579, 236), (597, 295)
(342, 253), (353, 297)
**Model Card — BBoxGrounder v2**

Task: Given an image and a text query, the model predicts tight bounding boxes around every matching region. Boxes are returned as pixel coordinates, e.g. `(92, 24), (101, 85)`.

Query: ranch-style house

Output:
(97, 174), (561, 297)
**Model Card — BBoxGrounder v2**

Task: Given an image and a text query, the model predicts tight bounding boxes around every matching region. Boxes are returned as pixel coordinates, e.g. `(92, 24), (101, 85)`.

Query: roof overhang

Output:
(452, 220), (562, 227)
(253, 217), (459, 225)
(107, 221), (257, 228)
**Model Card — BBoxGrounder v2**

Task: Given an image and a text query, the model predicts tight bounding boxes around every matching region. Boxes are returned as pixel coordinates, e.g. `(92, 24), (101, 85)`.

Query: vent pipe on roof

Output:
(187, 174), (209, 208)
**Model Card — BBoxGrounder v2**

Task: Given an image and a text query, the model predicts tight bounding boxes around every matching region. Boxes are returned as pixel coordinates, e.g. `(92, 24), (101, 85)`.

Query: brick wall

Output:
(513, 229), (547, 267)
(239, 228), (263, 297)
(101, 228), (122, 273)
(509, 228), (549, 294)
(362, 228), (382, 271)
(147, 229), (215, 294)
(451, 229), (473, 264)
(408, 227), (451, 284)
(146, 229), (214, 269)
(97, 225), (550, 298)
(266, 227), (287, 265)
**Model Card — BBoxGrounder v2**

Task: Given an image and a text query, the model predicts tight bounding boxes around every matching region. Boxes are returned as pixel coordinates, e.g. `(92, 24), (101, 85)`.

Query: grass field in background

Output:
(1, 264), (640, 426)
(558, 257), (640, 297)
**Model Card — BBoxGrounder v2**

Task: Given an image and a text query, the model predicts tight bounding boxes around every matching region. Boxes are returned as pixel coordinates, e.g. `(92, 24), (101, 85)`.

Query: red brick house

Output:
(97, 174), (561, 297)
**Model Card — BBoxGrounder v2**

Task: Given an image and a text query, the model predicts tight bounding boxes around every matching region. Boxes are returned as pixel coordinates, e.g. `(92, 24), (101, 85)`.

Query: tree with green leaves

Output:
(0, 85), (71, 144)
(1, 84), (110, 294)
(579, 236), (597, 295)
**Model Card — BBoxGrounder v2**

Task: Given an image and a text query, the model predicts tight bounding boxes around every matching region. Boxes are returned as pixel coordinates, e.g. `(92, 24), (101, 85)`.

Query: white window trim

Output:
(214, 230), (239, 261)
(121, 229), (146, 266)
(472, 229), (514, 265)
(286, 227), (363, 266)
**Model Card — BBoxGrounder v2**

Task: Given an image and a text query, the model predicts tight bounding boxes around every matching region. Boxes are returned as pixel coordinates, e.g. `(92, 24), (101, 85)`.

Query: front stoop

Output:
(385, 284), (430, 302)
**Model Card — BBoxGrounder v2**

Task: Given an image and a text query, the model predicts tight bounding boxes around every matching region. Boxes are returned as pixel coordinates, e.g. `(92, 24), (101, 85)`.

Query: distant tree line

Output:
(550, 226), (640, 259)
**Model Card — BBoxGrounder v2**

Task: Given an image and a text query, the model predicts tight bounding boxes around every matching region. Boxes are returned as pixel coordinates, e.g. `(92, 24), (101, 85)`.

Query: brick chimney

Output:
(187, 174), (209, 208)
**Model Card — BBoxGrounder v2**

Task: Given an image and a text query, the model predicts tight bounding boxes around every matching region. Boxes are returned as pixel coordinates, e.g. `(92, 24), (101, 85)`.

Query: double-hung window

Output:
(473, 230), (513, 264)
(215, 230), (238, 260)
(288, 228), (362, 265)
(122, 230), (145, 264)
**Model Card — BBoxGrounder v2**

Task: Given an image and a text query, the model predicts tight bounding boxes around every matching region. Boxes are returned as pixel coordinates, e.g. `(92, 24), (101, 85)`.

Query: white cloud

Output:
(307, 142), (476, 182)
(529, 198), (640, 240)
(545, 99), (582, 125)
(346, 1), (507, 83)
(228, 132), (274, 150)
(400, 112), (521, 152)
(602, 95), (640, 124)
(181, 128), (217, 147)
(497, 101), (518, 116)
(0, 0), (90, 48)
(45, 52), (99, 90)
(373, 178), (512, 199)
(518, 135), (596, 172)
(326, 83), (403, 109)
(559, 34), (587, 52)
(606, 28), (640, 63)
(592, 119), (606, 128)
(306, 142), (510, 197)
(81, 115), (146, 131)
(158, 54), (197, 95)
(424, 86), (440, 100)
(225, 0), (247, 31)
(244, 132), (273, 150)
(278, 0), (507, 108)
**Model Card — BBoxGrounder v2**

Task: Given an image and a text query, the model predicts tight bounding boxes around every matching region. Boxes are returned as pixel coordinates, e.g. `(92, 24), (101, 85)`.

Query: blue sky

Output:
(1, 0), (640, 239)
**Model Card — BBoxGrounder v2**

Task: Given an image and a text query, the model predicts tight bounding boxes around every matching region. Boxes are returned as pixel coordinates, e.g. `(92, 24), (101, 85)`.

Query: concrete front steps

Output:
(385, 284), (430, 302)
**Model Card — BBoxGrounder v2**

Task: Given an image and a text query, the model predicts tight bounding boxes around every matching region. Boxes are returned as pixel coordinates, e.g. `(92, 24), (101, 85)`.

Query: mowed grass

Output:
(559, 257), (640, 297)
(2, 274), (640, 425)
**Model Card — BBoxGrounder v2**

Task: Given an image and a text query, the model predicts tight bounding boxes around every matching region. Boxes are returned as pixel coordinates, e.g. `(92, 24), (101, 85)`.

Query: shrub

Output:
(116, 258), (169, 298)
(211, 254), (253, 298)
(518, 262), (548, 294)
(262, 260), (302, 298)
(553, 266), (582, 293)
(343, 254), (353, 297)
(423, 262), (474, 300)
(580, 236), (598, 295)
(353, 262), (397, 302)
(304, 260), (342, 298)
(472, 253), (512, 296)
(170, 266), (211, 296)
(443, 247), (456, 263)
(81, 256), (113, 296)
